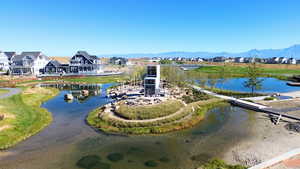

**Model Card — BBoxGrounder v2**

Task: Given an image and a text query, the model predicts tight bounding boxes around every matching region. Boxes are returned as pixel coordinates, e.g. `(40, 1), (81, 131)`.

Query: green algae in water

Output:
(190, 153), (212, 163)
(127, 147), (144, 154)
(76, 155), (102, 168)
(107, 153), (124, 162)
(144, 160), (158, 167)
(90, 162), (111, 169)
(159, 157), (170, 163)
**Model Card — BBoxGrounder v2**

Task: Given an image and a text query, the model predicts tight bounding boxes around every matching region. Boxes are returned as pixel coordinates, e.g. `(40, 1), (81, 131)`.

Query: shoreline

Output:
(222, 110), (300, 167)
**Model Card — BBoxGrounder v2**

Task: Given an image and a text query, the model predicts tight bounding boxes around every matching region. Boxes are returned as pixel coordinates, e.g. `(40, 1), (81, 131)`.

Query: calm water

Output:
(0, 83), (256, 169)
(204, 77), (300, 93)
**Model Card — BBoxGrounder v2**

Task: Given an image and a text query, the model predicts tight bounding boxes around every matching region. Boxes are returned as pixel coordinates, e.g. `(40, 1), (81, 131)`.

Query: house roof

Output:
(4, 52), (16, 60)
(12, 51), (49, 61)
(50, 57), (70, 64)
(49, 60), (61, 67)
(75, 51), (98, 61)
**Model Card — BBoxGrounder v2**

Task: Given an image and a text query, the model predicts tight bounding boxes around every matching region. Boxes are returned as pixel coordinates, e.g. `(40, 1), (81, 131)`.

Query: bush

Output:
(201, 159), (246, 169)
(107, 153), (124, 162)
(144, 160), (158, 167)
(76, 155), (101, 168)
(263, 97), (276, 101)
(182, 89), (211, 103)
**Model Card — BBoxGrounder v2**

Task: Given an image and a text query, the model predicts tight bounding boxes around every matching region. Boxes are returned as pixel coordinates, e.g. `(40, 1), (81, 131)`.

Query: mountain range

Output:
(98, 44), (300, 59)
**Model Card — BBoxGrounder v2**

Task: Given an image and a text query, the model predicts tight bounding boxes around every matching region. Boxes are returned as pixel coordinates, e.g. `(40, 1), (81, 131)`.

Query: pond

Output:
(203, 77), (300, 93)
(0, 83), (256, 169)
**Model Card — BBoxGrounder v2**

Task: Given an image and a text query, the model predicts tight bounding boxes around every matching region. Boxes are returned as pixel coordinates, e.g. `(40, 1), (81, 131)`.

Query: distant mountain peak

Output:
(99, 44), (300, 59)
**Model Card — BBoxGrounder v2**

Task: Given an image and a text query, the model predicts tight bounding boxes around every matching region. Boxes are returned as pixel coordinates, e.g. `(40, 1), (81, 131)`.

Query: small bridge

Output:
(191, 85), (300, 123)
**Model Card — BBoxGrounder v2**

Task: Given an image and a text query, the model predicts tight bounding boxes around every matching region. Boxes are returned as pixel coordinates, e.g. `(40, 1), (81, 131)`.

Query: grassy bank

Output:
(87, 99), (226, 135)
(13, 75), (127, 87)
(195, 65), (299, 80)
(115, 100), (184, 120)
(204, 87), (265, 98)
(0, 87), (59, 149)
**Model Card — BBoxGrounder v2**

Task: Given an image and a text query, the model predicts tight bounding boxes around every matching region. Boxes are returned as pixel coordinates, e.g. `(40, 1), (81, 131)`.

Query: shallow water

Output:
(0, 83), (256, 169)
(204, 77), (300, 93)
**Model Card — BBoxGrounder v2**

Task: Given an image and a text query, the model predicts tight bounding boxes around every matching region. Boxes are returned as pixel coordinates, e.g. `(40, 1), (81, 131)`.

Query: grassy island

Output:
(115, 100), (184, 120)
(0, 87), (59, 149)
(87, 98), (226, 135)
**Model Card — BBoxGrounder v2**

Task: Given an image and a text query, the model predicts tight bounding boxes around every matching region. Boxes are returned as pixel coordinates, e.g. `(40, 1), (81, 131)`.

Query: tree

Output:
(217, 63), (229, 89)
(243, 62), (264, 95)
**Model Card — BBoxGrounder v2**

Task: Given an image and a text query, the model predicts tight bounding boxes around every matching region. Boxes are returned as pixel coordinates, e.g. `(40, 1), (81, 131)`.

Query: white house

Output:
(287, 58), (297, 64)
(69, 51), (102, 74)
(234, 57), (245, 63)
(0, 51), (10, 71)
(11, 52), (50, 75)
(279, 57), (288, 64)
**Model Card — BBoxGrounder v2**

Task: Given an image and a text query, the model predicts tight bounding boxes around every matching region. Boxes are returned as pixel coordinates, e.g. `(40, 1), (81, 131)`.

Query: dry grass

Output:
(49, 56), (70, 64)
(0, 125), (11, 132)
(204, 62), (300, 70)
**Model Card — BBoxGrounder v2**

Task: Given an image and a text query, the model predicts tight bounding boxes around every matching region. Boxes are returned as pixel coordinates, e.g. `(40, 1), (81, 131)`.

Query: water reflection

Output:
(0, 83), (255, 169)
(40, 83), (102, 102)
(196, 77), (300, 93)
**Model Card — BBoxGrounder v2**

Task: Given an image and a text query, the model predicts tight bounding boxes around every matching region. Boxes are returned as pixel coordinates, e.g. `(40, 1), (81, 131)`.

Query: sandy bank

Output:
(222, 109), (300, 167)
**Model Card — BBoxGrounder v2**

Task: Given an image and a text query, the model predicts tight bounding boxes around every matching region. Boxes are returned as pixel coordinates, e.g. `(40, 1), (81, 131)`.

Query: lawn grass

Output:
(204, 87), (265, 98)
(115, 100), (184, 120)
(0, 87), (59, 149)
(15, 75), (127, 87)
(195, 65), (300, 78)
(61, 75), (126, 84)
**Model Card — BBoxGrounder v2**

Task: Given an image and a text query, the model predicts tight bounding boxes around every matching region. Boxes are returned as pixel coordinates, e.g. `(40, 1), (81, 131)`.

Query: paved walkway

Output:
(249, 148), (300, 169)
(0, 88), (22, 99)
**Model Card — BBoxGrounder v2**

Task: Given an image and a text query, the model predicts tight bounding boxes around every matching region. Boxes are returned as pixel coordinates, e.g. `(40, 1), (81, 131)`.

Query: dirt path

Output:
(0, 88), (21, 99)
(106, 99), (189, 123)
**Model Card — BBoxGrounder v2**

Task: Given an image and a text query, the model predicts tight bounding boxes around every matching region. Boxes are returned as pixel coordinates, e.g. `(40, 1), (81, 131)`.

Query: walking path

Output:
(106, 99), (189, 123)
(281, 91), (300, 98)
(0, 88), (21, 99)
(249, 148), (300, 169)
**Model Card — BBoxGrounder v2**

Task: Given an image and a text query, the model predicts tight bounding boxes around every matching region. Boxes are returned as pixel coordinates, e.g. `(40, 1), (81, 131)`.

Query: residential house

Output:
(279, 57), (288, 64)
(10, 51), (49, 75)
(43, 60), (70, 74)
(69, 51), (102, 74)
(212, 56), (226, 62)
(268, 57), (280, 64)
(4, 52), (16, 64)
(109, 57), (128, 65)
(0, 51), (10, 71)
(196, 57), (204, 62)
(234, 57), (245, 63)
(287, 58), (297, 64)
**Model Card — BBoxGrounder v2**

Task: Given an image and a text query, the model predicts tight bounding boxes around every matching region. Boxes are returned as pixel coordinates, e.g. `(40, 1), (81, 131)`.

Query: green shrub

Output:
(263, 97), (276, 101)
(144, 160), (158, 167)
(107, 153), (124, 162)
(201, 159), (246, 169)
(76, 155), (101, 169)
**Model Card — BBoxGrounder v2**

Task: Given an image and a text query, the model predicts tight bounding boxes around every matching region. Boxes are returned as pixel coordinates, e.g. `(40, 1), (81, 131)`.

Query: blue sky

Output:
(1, 0), (300, 56)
